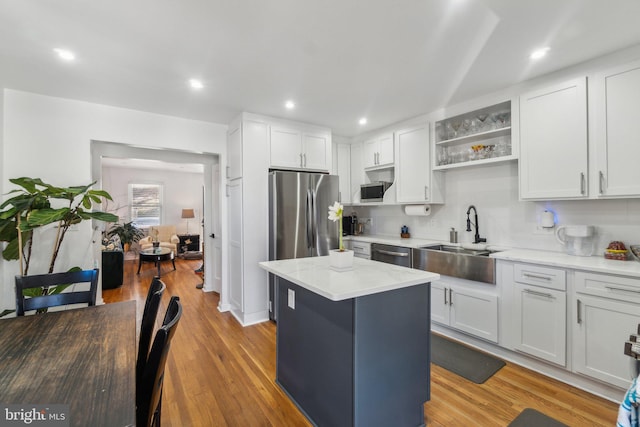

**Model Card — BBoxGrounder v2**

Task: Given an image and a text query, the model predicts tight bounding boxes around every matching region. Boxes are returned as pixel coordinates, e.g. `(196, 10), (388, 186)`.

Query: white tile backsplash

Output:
(351, 162), (640, 254)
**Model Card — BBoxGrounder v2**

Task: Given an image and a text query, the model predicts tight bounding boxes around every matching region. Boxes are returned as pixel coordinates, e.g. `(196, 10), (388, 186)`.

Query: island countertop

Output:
(259, 256), (439, 301)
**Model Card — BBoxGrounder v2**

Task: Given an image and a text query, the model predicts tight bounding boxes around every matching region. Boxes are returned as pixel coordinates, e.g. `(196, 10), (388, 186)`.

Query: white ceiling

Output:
(2, 0), (640, 136)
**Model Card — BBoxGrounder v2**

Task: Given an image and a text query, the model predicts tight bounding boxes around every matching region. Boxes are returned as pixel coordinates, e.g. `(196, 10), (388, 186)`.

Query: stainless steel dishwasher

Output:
(371, 243), (412, 268)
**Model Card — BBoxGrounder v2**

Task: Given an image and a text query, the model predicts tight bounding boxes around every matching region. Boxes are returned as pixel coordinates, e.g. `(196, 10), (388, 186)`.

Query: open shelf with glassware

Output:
(433, 100), (515, 170)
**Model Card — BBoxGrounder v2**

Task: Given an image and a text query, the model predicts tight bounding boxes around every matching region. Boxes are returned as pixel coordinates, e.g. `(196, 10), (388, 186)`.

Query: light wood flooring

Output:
(103, 258), (620, 426)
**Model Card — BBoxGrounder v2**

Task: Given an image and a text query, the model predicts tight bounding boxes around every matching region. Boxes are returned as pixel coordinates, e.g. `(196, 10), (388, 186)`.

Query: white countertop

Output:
(344, 235), (444, 249)
(259, 256), (440, 301)
(491, 248), (640, 276)
(346, 234), (640, 276)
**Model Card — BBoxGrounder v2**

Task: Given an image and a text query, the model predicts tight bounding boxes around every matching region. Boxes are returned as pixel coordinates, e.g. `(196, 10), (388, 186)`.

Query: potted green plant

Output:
(0, 177), (118, 313)
(106, 221), (145, 252)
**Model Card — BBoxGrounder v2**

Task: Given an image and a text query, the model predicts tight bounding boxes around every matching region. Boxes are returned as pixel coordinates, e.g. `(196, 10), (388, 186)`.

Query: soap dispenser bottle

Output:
(449, 227), (458, 244)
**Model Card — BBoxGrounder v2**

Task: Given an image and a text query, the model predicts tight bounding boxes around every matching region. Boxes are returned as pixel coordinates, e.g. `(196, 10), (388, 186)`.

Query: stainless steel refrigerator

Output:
(268, 170), (339, 320)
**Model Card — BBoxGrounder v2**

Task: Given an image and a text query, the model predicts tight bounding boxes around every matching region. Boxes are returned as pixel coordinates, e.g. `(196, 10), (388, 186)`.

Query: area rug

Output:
(508, 408), (567, 427)
(430, 333), (505, 384)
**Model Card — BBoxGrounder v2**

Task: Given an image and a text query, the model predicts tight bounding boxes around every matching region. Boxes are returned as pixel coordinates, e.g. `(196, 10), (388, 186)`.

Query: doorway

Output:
(91, 141), (222, 297)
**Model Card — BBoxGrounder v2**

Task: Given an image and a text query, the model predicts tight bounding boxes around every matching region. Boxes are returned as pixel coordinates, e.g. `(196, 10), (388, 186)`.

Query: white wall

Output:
(102, 166), (205, 237)
(1, 89), (227, 309)
(353, 162), (640, 254)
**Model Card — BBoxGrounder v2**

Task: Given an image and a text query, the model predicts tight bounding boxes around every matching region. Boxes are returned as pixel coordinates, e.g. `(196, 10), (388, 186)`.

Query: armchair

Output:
(139, 225), (180, 254)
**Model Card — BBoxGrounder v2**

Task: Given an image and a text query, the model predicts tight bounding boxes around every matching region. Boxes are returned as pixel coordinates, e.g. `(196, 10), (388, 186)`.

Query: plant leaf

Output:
(27, 208), (69, 226)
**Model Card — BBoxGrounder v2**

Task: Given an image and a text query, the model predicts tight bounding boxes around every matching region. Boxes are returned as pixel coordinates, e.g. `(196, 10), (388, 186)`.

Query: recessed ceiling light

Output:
(189, 79), (204, 89)
(285, 100), (296, 110)
(53, 48), (75, 61)
(359, 117), (367, 125)
(530, 47), (550, 60)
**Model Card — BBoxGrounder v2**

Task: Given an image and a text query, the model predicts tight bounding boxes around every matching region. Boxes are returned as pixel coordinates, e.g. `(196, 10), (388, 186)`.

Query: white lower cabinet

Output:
(514, 283), (566, 366)
(573, 271), (640, 389)
(511, 263), (567, 366)
(431, 277), (498, 343)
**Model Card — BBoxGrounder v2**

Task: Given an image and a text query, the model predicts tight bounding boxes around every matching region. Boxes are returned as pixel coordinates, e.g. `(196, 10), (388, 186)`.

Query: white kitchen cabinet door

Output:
(513, 283), (566, 366)
(430, 281), (450, 326)
(519, 77), (588, 200)
(449, 286), (498, 343)
(270, 126), (302, 169)
(335, 143), (351, 203)
(302, 132), (331, 171)
(227, 179), (243, 312)
(363, 133), (394, 169)
(227, 124), (242, 180)
(377, 133), (394, 167)
(363, 138), (378, 169)
(595, 60), (640, 197)
(573, 294), (640, 388)
(396, 124), (430, 203)
(350, 143), (364, 201)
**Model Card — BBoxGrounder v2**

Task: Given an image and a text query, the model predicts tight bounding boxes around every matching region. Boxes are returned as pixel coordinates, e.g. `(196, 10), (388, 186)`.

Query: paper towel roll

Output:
(404, 205), (431, 216)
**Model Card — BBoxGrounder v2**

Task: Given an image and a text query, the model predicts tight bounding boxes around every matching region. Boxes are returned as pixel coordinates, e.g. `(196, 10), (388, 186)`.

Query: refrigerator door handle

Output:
(306, 189), (313, 250)
(310, 189), (318, 253)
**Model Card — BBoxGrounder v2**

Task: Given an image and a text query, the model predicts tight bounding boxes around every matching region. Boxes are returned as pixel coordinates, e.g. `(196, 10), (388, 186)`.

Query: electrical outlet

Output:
(366, 218), (373, 229)
(287, 288), (295, 309)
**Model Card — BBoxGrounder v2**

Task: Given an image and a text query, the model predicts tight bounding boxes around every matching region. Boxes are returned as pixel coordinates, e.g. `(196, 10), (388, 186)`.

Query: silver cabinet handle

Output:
(375, 249), (409, 257)
(605, 285), (640, 295)
(580, 172), (585, 195)
(303, 153), (307, 167)
(449, 288), (453, 306)
(424, 186), (429, 200)
(577, 299), (582, 324)
(523, 273), (552, 281)
(338, 191), (342, 202)
(353, 245), (365, 250)
(226, 165), (230, 179)
(599, 170), (605, 194)
(299, 153), (303, 167)
(444, 287), (448, 305)
(523, 288), (554, 299)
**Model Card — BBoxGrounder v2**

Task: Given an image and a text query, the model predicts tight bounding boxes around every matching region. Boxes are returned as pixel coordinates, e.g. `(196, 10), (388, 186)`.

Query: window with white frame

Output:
(129, 183), (163, 227)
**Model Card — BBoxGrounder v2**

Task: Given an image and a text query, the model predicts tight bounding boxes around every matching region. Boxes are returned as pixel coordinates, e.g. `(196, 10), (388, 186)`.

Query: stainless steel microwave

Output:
(360, 181), (392, 202)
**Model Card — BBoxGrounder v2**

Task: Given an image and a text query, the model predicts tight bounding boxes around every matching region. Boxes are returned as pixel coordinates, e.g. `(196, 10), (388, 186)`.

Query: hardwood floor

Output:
(103, 259), (620, 426)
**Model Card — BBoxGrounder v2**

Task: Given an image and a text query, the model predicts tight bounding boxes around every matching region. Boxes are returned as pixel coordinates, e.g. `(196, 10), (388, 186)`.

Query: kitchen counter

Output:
(344, 234), (444, 249)
(491, 248), (640, 276)
(345, 234), (640, 277)
(259, 256), (439, 300)
(259, 256), (437, 427)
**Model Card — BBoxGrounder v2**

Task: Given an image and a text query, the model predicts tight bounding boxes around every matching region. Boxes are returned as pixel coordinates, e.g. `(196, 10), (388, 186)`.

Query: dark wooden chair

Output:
(136, 277), (166, 388)
(15, 269), (99, 316)
(137, 296), (182, 427)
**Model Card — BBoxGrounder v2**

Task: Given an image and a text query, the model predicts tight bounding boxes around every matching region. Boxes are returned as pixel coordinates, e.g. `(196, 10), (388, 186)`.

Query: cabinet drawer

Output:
(575, 271), (640, 303)
(349, 241), (371, 256)
(514, 264), (566, 291)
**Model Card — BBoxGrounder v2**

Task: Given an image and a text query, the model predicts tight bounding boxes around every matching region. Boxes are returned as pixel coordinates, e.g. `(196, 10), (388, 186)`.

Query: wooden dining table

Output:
(0, 301), (136, 427)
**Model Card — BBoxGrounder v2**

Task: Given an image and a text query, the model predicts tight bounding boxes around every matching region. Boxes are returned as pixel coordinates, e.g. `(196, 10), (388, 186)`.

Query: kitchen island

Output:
(259, 256), (439, 427)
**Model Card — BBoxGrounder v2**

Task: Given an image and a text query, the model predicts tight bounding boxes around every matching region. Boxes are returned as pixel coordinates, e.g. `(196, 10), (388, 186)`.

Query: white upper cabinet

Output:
(227, 123), (242, 180)
(363, 133), (394, 169)
(335, 143), (351, 204)
(594, 59), (640, 197)
(395, 124), (432, 203)
(270, 125), (331, 172)
(519, 77), (588, 200)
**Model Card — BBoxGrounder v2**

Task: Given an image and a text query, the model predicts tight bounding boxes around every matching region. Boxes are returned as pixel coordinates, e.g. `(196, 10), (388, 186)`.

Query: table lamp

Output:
(182, 208), (195, 234)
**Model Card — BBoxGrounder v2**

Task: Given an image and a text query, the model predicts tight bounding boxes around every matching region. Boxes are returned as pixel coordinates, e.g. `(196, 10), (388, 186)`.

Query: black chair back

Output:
(15, 269), (99, 316)
(137, 296), (182, 427)
(136, 277), (166, 389)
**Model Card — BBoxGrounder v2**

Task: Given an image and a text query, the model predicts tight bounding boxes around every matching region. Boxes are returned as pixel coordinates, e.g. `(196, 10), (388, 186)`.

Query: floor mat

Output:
(508, 408), (568, 427)
(430, 333), (505, 384)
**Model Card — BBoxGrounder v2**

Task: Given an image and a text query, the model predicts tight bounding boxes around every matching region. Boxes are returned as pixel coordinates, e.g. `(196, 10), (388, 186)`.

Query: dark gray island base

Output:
(276, 279), (431, 427)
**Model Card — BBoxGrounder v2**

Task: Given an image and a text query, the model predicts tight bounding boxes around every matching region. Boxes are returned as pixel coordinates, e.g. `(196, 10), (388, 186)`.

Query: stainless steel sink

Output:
(412, 245), (500, 284)
(419, 244), (492, 256)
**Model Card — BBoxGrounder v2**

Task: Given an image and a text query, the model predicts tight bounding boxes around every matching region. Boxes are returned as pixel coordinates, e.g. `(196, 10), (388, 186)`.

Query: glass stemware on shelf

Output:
(475, 113), (489, 132)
